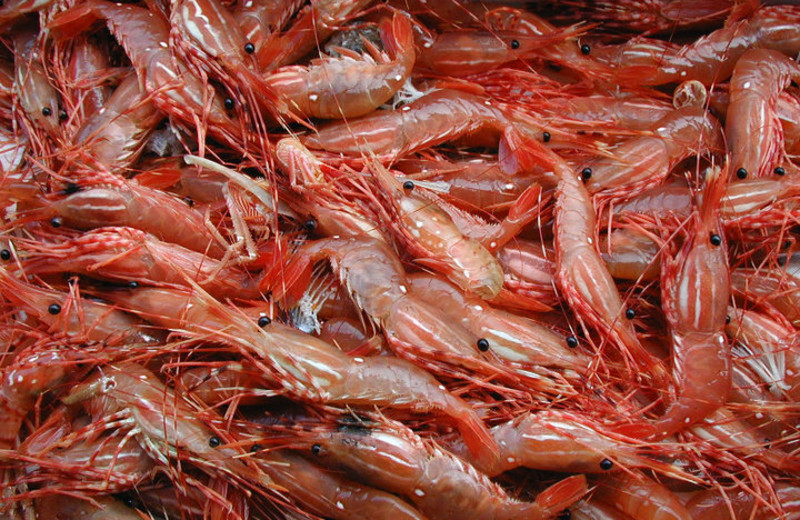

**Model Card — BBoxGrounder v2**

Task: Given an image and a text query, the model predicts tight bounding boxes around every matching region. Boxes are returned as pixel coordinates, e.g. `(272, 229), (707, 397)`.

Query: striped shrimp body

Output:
(265, 13), (416, 119)
(100, 285), (500, 470)
(727, 49), (800, 180)
(297, 415), (588, 520)
(654, 165), (730, 436)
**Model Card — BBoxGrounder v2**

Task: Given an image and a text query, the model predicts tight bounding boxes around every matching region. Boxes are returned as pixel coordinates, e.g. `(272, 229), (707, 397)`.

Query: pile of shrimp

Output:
(2, 0), (800, 518)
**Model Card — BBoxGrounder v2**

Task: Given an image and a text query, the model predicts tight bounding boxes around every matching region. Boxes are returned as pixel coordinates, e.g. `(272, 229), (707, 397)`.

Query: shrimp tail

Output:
(47, 3), (104, 39)
(381, 13), (414, 66)
(531, 474), (588, 515)
(454, 409), (502, 472)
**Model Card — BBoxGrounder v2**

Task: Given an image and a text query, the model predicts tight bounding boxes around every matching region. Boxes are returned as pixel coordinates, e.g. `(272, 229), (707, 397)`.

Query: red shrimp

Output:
(653, 164), (730, 436)
(34, 495), (142, 520)
(582, 107), (723, 199)
(66, 73), (162, 172)
(542, 95), (674, 132)
(255, 449), (428, 520)
(600, 227), (662, 281)
(731, 267), (800, 327)
(293, 415), (588, 520)
(98, 284), (500, 470)
(17, 227), (261, 300)
(592, 471), (694, 520)
(407, 272), (591, 375)
(727, 49), (800, 180)
(13, 27), (63, 144)
(60, 35), (113, 124)
(233, 0), (303, 47)
(686, 482), (800, 520)
(265, 13), (416, 119)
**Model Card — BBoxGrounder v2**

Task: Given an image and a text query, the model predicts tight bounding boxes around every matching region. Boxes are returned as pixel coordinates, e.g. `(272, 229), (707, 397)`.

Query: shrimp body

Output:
(593, 471), (693, 520)
(727, 49), (800, 179)
(302, 416), (588, 520)
(266, 13), (416, 119)
(13, 28), (62, 142)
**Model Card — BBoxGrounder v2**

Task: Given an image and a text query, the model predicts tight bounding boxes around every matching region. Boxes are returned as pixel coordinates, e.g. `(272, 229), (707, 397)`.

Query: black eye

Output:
(736, 168), (747, 179)
(244, 42), (255, 54)
(59, 109), (68, 120)
(224, 97), (235, 110)
(250, 444), (262, 453)
(775, 167), (786, 176)
(258, 316), (271, 327)
(50, 217), (63, 228)
(542, 131), (551, 143)
(128, 281), (139, 289)
(581, 167), (592, 180)
(311, 444), (321, 455)
(600, 458), (613, 470)
(304, 219), (317, 232)
(209, 436), (221, 448)
(510, 39), (520, 49)
(0, 249), (10, 261)
(48, 303), (61, 315)
(62, 182), (82, 195)
(709, 234), (722, 246)
(476, 338), (490, 352)
(403, 180), (415, 190)
(725, 315), (731, 324)
(566, 336), (578, 348)
(41, 107), (52, 116)
(625, 308), (635, 319)
(183, 197), (194, 207)
(580, 43), (591, 55)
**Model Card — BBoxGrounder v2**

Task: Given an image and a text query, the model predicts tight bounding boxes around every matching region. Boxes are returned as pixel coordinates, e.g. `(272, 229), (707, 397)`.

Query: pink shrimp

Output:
(653, 164), (730, 436)
(686, 482), (800, 520)
(727, 49), (800, 180)
(495, 239), (560, 310)
(265, 13), (416, 119)
(17, 227), (261, 300)
(292, 414), (588, 520)
(98, 284), (500, 470)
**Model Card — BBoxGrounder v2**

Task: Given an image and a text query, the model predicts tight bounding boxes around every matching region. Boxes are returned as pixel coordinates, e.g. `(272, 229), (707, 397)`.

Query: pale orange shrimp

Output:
(98, 285), (500, 470)
(265, 13), (416, 119)
(594, 4), (800, 86)
(600, 226), (662, 281)
(541, 95), (674, 132)
(66, 72), (162, 172)
(0, 266), (159, 344)
(254, 449), (428, 520)
(591, 470), (694, 520)
(653, 164), (730, 436)
(407, 272), (591, 376)
(17, 227), (261, 300)
(582, 107), (723, 199)
(512, 134), (669, 384)
(295, 414), (588, 520)
(367, 160), (505, 299)
(727, 49), (800, 180)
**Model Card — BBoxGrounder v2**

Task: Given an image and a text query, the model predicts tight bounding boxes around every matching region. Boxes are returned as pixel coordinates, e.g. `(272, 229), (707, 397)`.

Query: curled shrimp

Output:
(290, 414), (588, 520)
(99, 284), (500, 469)
(727, 49), (800, 180)
(653, 164), (730, 436)
(265, 13), (416, 119)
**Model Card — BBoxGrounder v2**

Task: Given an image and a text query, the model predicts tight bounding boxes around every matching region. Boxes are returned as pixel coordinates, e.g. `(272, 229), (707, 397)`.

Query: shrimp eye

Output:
(557, 511), (572, 520)
(580, 167), (592, 180)
(725, 315), (731, 324)
(580, 43), (591, 55)
(599, 458), (613, 470)
(62, 182), (82, 195)
(0, 249), (10, 261)
(566, 336), (578, 348)
(224, 97), (235, 110)
(311, 444), (321, 455)
(736, 168), (748, 179)
(542, 131), (551, 143)
(304, 219), (317, 232)
(476, 338), (490, 351)
(209, 436), (221, 448)
(258, 316), (272, 327)
(128, 281), (139, 289)
(48, 303), (61, 315)
(50, 217), (63, 228)
(510, 39), (520, 49)
(250, 444), (262, 453)
(244, 42), (255, 54)
(775, 166), (786, 176)
(625, 308), (635, 319)
(709, 233), (722, 246)
(403, 180), (415, 191)
(41, 107), (52, 117)
(183, 197), (194, 207)
(59, 109), (68, 120)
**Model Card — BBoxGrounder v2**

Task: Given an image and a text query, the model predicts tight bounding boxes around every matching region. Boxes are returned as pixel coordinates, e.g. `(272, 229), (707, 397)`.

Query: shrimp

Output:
(727, 49), (800, 180)
(233, 0), (303, 47)
(66, 72), (162, 172)
(591, 471), (694, 520)
(721, 172), (800, 224)
(406, 272), (591, 375)
(98, 284), (500, 469)
(653, 164), (730, 436)
(17, 227), (262, 300)
(582, 106), (723, 199)
(495, 239), (560, 310)
(60, 35), (113, 125)
(254, 449), (428, 520)
(265, 13), (416, 119)
(35, 495), (143, 520)
(294, 414), (588, 520)
(686, 482), (800, 520)
(600, 226), (662, 282)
